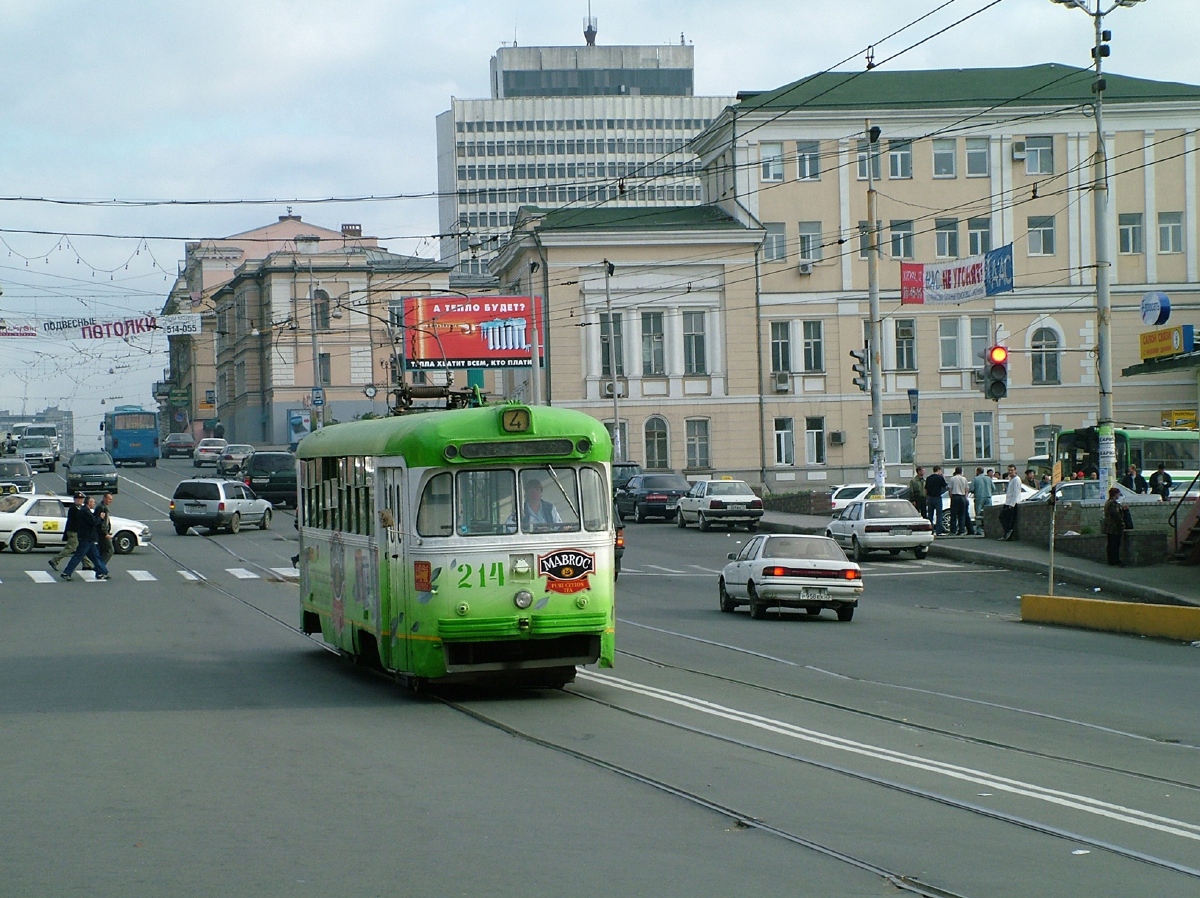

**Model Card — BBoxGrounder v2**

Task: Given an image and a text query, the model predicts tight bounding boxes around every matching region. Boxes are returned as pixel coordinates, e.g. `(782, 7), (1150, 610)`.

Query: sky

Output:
(0, 0), (1195, 442)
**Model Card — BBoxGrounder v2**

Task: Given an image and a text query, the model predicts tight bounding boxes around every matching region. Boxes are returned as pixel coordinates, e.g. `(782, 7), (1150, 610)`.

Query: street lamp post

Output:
(864, 121), (885, 493)
(1051, 0), (1145, 488)
(603, 260), (621, 462)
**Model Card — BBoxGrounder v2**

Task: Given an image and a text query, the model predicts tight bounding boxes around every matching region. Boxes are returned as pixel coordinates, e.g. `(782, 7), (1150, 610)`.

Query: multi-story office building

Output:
(436, 34), (733, 280)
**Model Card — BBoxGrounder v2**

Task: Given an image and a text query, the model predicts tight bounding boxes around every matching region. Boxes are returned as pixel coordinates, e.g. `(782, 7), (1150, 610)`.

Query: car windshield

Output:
(762, 537), (847, 561)
(199, 440), (225, 448)
(249, 454), (295, 473)
(0, 494), (26, 512)
(643, 475), (690, 490)
(22, 437), (51, 447)
(864, 500), (920, 519)
(833, 486), (865, 500)
(166, 434), (193, 442)
(708, 481), (751, 496)
(0, 461), (30, 476)
(73, 453), (113, 465)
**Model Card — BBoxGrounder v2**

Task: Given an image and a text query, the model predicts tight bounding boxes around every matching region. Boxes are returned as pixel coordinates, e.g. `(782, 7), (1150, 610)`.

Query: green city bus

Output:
(1055, 425), (1199, 488)
(296, 404), (616, 688)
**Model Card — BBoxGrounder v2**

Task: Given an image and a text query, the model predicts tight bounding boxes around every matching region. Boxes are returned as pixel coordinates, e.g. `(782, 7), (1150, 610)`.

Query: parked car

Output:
(719, 534), (863, 621)
(64, 450), (119, 495)
(17, 436), (56, 472)
(677, 479), (764, 531)
(161, 432), (197, 458)
(192, 438), (228, 467)
(241, 451), (298, 508)
(216, 443), (255, 476)
(0, 493), (151, 554)
(612, 461), (644, 495)
(0, 459), (35, 494)
(1024, 480), (1162, 506)
(827, 498), (934, 561)
(830, 482), (907, 513)
(615, 473), (691, 522)
(169, 479), (273, 534)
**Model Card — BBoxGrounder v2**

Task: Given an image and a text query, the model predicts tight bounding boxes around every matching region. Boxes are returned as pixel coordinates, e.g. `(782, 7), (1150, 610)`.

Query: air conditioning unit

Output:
(603, 382), (625, 398)
(1012, 140), (1026, 161)
(771, 371), (791, 393)
(830, 431), (846, 445)
(797, 261), (814, 275)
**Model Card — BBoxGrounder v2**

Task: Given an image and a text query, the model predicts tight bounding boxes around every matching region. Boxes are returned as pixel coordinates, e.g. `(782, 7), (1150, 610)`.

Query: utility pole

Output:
(865, 121), (885, 493)
(603, 260), (621, 461)
(308, 263), (323, 430)
(528, 262), (543, 406)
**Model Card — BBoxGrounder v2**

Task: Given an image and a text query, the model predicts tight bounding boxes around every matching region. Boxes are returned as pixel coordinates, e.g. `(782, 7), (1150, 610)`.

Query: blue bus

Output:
(102, 406), (160, 466)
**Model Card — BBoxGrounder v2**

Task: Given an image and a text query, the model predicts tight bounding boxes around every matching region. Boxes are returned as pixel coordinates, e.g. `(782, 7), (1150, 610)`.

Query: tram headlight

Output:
(575, 438), (591, 454)
(513, 589), (534, 610)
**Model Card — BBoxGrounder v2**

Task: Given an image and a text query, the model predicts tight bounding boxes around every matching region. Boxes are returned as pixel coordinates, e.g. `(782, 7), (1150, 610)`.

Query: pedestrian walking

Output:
(61, 496), (109, 581)
(1120, 464), (1148, 494)
(1148, 463), (1173, 501)
(999, 464), (1022, 540)
(49, 492), (93, 571)
(1102, 486), (1126, 566)
(924, 466), (947, 534)
(908, 466), (927, 515)
(969, 466), (993, 536)
(948, 466), (970, 535)
(97, 492), (115, 565)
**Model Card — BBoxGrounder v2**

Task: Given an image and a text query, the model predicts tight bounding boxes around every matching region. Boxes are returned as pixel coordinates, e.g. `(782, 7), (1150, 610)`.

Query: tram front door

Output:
(378, 464), (408, 673)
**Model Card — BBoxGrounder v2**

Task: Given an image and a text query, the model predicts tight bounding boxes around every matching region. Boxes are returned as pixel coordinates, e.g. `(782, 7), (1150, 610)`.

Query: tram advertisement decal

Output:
(537, 549), (596, 594)
(401, 295), (544, 368)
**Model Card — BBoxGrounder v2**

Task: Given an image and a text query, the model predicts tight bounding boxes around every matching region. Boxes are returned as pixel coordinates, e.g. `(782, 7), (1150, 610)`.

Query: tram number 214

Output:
(457, 561), (507, 589)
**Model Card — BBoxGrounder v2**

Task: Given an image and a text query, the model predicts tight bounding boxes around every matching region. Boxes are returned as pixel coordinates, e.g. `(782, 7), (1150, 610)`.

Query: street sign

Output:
(1139, 324), (1194, 361)
(1140, 291), (1171, 327)
(311, 387), (325, 407)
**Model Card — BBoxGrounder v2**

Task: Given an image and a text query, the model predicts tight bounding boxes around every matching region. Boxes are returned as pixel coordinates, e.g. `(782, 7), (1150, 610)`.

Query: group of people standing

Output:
(908, 463), (1025, 539)
(48, 492), (114, 581)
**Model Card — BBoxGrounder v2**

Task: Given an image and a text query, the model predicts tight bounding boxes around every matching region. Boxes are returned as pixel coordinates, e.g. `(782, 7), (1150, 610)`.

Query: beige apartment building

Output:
(494, 65), (1200, 492)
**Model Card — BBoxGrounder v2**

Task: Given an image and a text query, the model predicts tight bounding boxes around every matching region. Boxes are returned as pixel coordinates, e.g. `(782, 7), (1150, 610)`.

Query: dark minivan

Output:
(242, 451), (298, 507)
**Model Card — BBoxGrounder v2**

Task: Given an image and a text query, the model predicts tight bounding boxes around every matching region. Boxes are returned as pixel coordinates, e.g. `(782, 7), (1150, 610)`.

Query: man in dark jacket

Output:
(1120, 464), (1148, 494)
(1102, 487), (1126, 566)
(1148, 464), (1173, 501)
(49, 492), (91, 571)
(924, 466), (947, 535)
(61, 496), (110, 581)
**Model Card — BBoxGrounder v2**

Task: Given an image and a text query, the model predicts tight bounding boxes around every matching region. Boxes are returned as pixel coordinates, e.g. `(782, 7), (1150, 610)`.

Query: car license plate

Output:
(729, 503), (745, 510)
(891, 527), (911, 535)
(185, 503), (205, 513)
(801, 589), (827, 601)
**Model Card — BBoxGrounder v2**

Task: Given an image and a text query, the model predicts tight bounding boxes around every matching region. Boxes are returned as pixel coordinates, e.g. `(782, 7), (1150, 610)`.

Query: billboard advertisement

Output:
(401, 295), (543, 369)
(900, 244), (1014, 305)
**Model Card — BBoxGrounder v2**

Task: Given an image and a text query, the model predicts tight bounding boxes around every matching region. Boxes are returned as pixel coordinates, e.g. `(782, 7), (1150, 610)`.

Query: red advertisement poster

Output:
(401, 295), (543, 368)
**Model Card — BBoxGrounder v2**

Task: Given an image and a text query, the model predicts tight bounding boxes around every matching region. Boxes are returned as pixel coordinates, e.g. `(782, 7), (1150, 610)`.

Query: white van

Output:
(24, 424), (61, 460)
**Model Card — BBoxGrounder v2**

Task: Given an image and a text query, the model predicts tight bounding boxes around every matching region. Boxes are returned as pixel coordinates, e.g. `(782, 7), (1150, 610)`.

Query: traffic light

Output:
(849, 348), (869, 393)
(982, 345), (1009, 401)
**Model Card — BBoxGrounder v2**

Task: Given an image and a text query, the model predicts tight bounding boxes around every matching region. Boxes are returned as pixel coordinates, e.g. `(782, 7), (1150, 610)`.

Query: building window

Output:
(895, 319), (916, 370)
(683, 311), (707, 375)
(968, 217), (992, 255)
(761, 142), (784, 181)
(600, 311), (624, 377)
(802, 320), (824, 372)
(1031, 327), (1060, 384)
(974, 412), (994, 459)
(805, 416), (826, 465)
(970, 317), (992, 366)
(644, 417), (669, 470)
(1027, 216), (1056, 256)
(685, 419), (710, 470)
(1159, 212), (1183, 254)
(641, 311), (665, 375)
(883, 413), (914, 464)
(939, 318), (960, 368)
(774, 417), (795, 466)
(932, 138), (956, 177)
(313, 289), (331, 331)
(935, 219), (959, 259)
(1118, 213), (1144, 254)
(770, 321), (791, 373)
(888, 140), (912, 179)
(798, 221), (823, 261)
(234, 360), (246, 396)
(318, 352), (331, 386)
(858, 220), (881, 259)
(942, 413), (963, 461)
(965, 138), (989, 177)
(1024, 136), (1054, 175)
(856, 139), (881, 181)
(890, 220), (915, 259)
(763, 223), (787, 261)
(796, 141), (820, 180)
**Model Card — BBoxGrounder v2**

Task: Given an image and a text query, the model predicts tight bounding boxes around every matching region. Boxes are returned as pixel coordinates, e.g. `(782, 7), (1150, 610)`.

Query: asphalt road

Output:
(2, 461), (1198, 897)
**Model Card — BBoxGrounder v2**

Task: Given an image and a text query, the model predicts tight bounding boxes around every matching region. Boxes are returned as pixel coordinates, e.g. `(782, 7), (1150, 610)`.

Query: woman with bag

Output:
(1102, 487), (1126, 567)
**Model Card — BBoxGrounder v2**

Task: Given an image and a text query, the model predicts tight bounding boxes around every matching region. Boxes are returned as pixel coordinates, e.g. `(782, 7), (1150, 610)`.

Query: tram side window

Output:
(580, 466), (609, 532)
(417, 472), (453, 537)
(458, 469), (517, 536)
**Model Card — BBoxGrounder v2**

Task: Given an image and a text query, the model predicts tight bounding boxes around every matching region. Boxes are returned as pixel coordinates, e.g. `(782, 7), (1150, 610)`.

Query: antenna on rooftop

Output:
(584, 0), (597, 46)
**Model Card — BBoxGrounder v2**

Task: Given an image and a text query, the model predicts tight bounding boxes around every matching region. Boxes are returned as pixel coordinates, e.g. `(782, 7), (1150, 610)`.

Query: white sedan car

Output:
(676, 479), (764, 531)
(827, 498), (934, 561)
(0, 494), (153, 555)
(829, 482), (907, 512)
(720, 534), (863, 621)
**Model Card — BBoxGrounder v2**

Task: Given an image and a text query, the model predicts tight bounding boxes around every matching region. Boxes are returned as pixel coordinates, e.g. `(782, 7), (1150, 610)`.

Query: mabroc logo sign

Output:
(537, 549), (596, 594)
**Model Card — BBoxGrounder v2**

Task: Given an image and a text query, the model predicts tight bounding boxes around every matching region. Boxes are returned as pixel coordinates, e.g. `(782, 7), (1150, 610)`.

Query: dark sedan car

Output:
(64, 450), (119, 495)
(615, 473), (692, 523)
(241, 450), (297, 507)
(0, 459), (34, 494)
(161, 432), (197, 458)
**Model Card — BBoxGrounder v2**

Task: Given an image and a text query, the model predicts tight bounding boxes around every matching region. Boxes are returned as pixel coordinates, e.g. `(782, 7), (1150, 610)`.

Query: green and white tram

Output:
(296, 404), (616, 688)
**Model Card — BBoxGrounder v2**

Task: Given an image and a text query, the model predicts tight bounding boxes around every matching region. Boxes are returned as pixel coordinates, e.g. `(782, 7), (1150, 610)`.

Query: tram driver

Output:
(509, 475), (563, 533)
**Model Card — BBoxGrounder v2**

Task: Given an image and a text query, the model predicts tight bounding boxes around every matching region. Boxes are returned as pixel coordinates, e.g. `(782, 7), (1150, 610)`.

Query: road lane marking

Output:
(227, 568), (259, 579)
(178, 570), (205, 581)
(580, 672), (1200, 843)
(26, 570), (56, 583)
(128, 570), (156, 581)
(271, 567), (300, 580)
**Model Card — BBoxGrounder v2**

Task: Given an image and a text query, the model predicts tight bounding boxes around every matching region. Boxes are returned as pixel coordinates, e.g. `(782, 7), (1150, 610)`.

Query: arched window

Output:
(1031, 327), (1060, 384)
(644, 417), (669, 470)
(312, 289), (331, 331)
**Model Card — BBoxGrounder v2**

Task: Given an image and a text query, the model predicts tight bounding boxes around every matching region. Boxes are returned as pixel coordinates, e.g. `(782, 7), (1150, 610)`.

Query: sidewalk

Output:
(759, 510), (1200, 608)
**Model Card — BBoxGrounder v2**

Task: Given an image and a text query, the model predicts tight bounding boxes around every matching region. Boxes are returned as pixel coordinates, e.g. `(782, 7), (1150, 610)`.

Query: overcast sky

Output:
(0, 0), (1194, 438)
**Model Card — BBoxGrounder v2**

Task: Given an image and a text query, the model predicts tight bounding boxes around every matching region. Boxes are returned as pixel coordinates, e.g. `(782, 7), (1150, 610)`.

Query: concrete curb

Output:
(1022, 594), (1200, 640)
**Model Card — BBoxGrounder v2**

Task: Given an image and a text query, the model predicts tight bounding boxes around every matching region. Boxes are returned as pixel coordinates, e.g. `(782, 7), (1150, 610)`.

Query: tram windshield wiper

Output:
(543, 465), (579, 518)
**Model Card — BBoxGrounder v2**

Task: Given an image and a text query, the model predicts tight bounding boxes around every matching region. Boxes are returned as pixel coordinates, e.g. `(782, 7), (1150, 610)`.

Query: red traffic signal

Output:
(986, 345), (1009, 365)
(982, 344), (1009, 401)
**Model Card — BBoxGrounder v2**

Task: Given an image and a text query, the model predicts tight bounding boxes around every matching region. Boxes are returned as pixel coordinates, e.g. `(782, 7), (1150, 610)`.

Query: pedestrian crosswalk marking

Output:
(271, 567), (300, 580)
(178, 570), (205, 581)
(128, 570), (156, 581)
(26, 570), (56, 583)
(227, 568), (259, 580)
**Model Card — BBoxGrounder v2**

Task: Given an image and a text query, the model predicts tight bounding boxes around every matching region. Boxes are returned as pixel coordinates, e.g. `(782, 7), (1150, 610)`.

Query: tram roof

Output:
(295, 405), (612, 465)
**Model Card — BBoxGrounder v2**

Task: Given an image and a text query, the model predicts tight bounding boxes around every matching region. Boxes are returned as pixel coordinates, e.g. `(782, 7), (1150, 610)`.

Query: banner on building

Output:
(158, 314), (202, 336)
(401, 295), (544, 368)
(900, 244), (1014, 305)
(41, 314), (160, 341)
(0, 318), (38, 338)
